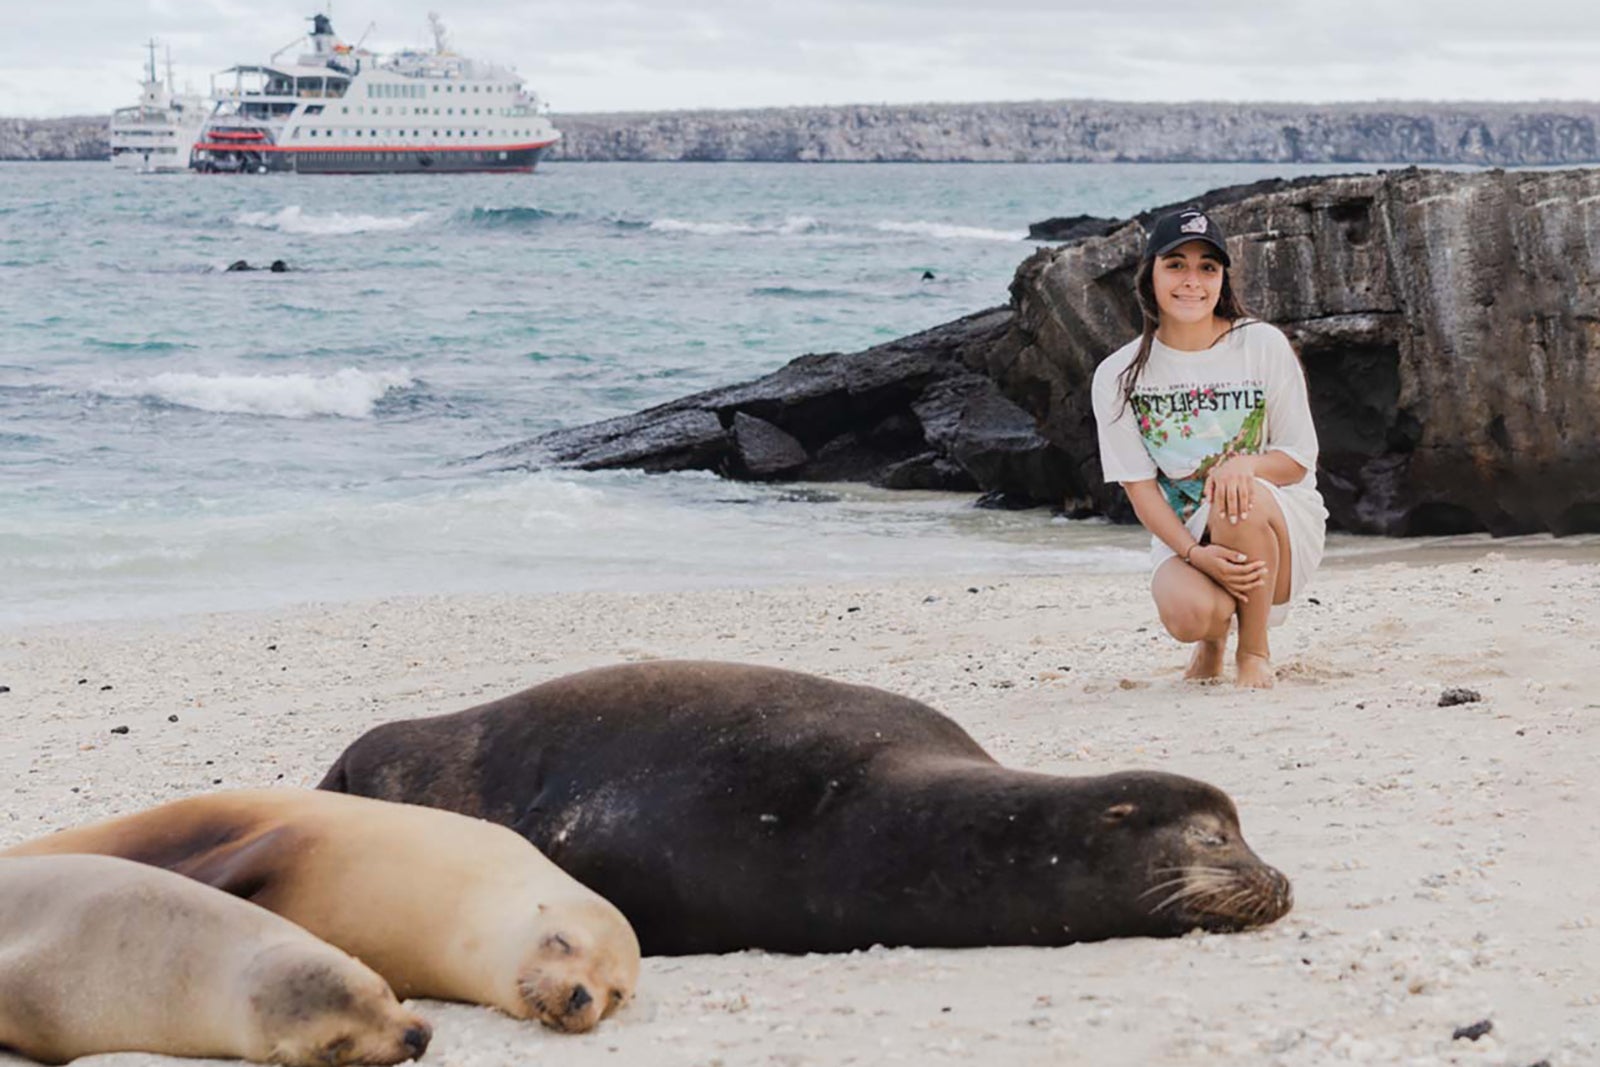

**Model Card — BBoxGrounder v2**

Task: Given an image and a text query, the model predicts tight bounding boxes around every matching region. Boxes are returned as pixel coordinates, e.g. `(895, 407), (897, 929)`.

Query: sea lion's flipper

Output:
(168, 826), (297, 903)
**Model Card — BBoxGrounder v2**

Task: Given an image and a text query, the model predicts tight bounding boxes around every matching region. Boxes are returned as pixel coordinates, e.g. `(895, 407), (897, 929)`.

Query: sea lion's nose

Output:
(402, 1024), (431, 1059)
(566, 985), (593, 1014)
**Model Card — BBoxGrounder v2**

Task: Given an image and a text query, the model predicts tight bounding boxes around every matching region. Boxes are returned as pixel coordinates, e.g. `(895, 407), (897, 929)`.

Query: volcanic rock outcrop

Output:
(997, 167), (1600, 536)
(476, 308), (1073, 510)
(478, 167), (1600, 536)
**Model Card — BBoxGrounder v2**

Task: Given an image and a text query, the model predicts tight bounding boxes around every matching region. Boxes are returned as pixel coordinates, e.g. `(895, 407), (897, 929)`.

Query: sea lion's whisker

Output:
(1211, 887), (1257, 916)
(1152, 881), (1226, 913)
(1138, 876), (1194, 900)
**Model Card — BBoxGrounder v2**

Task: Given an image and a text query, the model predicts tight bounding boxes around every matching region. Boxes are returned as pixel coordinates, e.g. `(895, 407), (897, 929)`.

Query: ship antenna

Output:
(164, 43), (175, 92)
(146, 38), (158, 85)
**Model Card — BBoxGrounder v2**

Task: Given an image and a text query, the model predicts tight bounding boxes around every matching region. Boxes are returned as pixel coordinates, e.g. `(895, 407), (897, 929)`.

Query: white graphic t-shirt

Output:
(1091, 321), (1319, 520)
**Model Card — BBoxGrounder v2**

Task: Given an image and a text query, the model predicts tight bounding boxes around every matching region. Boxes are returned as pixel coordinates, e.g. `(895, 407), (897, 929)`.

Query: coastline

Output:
(2, 548), (1595, 1065)
(13, 102), (1600, 165)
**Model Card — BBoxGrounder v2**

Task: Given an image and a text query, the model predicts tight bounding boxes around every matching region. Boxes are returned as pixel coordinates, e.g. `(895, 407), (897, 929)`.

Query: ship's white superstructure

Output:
(110, 41), (209, 173)
(192, 13), (561, 174)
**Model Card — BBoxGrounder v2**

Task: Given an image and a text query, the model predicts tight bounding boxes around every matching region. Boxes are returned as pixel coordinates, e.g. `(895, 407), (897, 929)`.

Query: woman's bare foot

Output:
(1184, 638), (1227, 681)
(1235, 650), (1276, 689)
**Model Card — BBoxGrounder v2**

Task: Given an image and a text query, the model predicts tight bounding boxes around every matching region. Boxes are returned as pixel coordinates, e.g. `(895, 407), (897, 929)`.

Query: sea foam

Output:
(234, 205), (431, 236)
(99, 368), (415, 419)
(872, 220), (1025, 242)
(649, 215), (821, 237)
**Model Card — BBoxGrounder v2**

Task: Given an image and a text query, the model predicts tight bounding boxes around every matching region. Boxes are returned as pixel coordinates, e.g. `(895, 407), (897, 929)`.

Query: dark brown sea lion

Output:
(0, 854), (430, 1066)
(2, 789), (638, 1033)
(318, 660), (1292, 955)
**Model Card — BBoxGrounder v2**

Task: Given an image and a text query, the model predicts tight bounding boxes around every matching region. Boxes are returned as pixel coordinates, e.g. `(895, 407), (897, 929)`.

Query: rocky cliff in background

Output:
(0, 117), (107, 161)
(482, 167), (1600, 537)
(550, 102), (1600, 165)
(11, 101), (1600, 164)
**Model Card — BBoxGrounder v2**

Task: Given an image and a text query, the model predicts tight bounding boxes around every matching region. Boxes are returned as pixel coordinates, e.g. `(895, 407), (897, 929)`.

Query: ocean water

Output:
(0, 159), (1385, 627)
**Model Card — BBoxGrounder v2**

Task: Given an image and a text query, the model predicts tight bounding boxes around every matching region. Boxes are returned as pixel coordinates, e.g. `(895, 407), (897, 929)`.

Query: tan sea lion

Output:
(2, 789), (639, 1033)
(0, 854), (430, 1066)
(319, 660), (1293, 955)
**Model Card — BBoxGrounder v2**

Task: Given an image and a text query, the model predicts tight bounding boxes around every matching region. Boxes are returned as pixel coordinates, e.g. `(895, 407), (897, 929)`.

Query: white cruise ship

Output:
(191, 13), (561, 174)
(110, 41), (210, 173)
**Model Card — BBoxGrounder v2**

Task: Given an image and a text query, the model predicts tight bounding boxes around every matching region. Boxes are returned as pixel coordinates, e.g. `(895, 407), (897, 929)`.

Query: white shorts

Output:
(1149, 477), (1329, 627)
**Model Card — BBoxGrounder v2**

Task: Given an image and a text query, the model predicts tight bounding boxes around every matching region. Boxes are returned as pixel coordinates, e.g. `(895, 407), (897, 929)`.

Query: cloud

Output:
(4, 0), (1598, 116)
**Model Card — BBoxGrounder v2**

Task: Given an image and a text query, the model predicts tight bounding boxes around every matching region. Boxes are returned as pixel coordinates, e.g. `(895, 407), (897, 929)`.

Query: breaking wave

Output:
(872, 220), (1025, 242)
(96, 368), (416, 419)
(455, 206), (571, 229)
(648, 215), (822, 237)
(234, 206), (432, 236)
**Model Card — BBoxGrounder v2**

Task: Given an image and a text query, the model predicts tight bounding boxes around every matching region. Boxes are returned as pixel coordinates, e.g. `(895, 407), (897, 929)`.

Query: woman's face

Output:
(1151, 241), (1225, 325)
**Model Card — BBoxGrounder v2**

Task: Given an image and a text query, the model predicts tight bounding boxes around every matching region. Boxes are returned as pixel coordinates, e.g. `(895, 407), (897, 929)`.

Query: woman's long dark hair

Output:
(1115, 254), (1251, 417)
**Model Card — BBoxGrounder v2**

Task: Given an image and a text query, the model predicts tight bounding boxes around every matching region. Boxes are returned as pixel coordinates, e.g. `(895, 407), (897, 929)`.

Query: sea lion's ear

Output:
(1101, 803), (1137, 823)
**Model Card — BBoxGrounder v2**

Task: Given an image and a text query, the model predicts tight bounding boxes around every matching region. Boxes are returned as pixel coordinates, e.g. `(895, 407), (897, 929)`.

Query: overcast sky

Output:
(5, 0), (1600, 117)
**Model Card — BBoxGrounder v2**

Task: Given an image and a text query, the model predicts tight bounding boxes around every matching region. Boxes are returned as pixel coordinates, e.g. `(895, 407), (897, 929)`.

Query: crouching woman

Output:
(1090, 207), (1329, 688)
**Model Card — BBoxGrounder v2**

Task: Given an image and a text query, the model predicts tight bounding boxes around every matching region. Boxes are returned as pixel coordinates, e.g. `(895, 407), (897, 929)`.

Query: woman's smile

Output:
(1152, 241), (1224, 324)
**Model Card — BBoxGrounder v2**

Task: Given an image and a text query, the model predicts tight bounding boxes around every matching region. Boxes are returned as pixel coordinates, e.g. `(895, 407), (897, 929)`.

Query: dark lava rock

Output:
(1026, 214), (1119, 242)
(1000, 167), (1600, 535)
(1438, 687), (1483, 707)
(110, 725), (130, 735)
(731, 412), (808, 478)
(473, 308), (1069, 506)
(1451, 1019), (1493, 1041)
(471, 169), (1600, 534)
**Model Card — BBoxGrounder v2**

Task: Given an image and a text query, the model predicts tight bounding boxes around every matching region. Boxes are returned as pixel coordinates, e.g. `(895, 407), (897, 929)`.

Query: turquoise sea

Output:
(0, 160), (1390, 626)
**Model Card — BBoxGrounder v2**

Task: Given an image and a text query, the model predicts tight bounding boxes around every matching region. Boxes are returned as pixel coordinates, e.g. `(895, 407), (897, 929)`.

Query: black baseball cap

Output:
(1146, 207), (1230, 266)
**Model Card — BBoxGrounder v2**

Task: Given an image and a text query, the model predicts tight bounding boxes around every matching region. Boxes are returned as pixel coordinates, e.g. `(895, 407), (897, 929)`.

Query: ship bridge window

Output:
(306, 105), (324, 115)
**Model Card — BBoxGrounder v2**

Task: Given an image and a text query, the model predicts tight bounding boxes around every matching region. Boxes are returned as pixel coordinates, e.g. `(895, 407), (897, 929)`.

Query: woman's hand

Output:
(1190, 544), (1269, 603)
(1204, 454), (1260, 525)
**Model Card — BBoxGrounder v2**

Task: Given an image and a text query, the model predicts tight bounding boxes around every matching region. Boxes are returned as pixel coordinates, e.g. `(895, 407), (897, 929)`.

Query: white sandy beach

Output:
(2, 548), (1597, 1067)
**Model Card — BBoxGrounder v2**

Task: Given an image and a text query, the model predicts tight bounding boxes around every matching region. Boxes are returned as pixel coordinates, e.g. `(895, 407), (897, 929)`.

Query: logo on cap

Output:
(1179, 213), (1209, 235)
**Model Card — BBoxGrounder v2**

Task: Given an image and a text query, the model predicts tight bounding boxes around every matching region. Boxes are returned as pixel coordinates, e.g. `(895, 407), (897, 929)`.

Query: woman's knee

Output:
(1207, 502), (1272, 540)
(1159, 596), (1231, 643)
